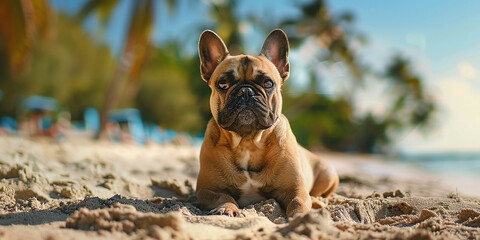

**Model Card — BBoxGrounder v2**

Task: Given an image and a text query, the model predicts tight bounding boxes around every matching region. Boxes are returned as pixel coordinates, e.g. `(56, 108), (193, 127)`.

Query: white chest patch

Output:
(239, 151), (250, 169)
(237, 151), (266, 207)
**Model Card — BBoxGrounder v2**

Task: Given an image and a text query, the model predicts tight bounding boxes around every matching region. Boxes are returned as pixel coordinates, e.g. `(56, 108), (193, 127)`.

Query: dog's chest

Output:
(236, 151), (266, 207)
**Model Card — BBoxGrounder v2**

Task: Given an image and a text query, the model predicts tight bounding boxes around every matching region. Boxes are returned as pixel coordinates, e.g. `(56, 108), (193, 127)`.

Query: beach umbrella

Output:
(21, 95), (58, 111)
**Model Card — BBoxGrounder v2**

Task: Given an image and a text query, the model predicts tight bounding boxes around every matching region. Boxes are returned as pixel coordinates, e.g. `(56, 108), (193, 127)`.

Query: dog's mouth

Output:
(234, 108), (257, 125)
(219, 111), (261, 138)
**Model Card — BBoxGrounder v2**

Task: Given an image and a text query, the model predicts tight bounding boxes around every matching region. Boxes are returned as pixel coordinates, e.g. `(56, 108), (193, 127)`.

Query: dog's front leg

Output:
(276, 188), (312, 218)
(197, 188), (245, 217)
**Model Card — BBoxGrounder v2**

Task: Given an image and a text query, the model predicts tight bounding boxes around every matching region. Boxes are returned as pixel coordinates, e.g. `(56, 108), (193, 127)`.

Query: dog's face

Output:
(199, 29), (290, 138)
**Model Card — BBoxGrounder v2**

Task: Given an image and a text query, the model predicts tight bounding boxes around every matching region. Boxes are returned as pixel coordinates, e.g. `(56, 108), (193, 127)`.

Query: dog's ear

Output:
(199, 30), (229, 82)
(260, 29), (290, 81)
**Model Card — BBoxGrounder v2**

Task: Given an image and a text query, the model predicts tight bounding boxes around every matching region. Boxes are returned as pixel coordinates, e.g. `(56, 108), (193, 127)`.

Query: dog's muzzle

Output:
(217, 84), (276, 137)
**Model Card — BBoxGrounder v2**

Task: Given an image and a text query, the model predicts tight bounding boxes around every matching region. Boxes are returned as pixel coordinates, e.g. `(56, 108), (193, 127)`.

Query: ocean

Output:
(399, 152), (480, 176)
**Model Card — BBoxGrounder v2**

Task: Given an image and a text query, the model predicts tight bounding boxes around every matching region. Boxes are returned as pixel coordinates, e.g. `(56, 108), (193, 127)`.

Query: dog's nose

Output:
(237, 86), (254, 98)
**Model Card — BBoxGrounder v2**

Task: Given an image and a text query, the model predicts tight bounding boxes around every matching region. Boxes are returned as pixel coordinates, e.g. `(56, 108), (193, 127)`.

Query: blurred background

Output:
(0, 0), (479, 173)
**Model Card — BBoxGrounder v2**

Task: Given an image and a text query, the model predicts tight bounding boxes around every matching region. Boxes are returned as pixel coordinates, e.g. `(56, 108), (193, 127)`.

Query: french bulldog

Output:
(196, 29), (339, 217)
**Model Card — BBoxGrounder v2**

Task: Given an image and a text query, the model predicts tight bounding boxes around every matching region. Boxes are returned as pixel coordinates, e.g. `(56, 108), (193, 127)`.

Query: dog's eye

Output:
(218, 80), (229, 90)
(263, 79), (274, 89)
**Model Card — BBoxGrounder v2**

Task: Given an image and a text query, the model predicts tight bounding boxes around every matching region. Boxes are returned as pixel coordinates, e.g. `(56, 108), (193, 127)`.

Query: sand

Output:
(0, 136), (479, 240)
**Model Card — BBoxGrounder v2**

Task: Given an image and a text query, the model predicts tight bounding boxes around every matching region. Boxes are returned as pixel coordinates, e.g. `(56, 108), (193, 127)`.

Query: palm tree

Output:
(78, 0), (157, 138)
(208, 0), (243, 54)
(353, 56), (436, 153)
(383, 56), (436, 130)
(277, 0), (365, 122)
(280, 0), (436, 152)
(284, 0), (363, 83)
(0, 0), (52, 75)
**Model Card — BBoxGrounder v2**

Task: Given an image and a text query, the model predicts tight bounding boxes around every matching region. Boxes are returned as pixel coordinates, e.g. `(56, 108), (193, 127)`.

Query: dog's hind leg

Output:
(309, 160), (339, 198)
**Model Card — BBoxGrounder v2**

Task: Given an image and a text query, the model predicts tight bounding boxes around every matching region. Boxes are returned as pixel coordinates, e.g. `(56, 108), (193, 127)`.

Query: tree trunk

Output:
(95, 53), (131, 139)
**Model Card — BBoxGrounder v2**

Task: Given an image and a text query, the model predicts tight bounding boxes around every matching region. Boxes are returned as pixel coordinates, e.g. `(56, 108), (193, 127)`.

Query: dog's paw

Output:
(209, 203), (246, 217)
(286, 197), (311, 218)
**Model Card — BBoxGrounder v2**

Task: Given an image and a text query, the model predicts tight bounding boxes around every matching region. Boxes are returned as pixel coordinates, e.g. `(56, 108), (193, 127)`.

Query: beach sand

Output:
(0, 136), (479, 239)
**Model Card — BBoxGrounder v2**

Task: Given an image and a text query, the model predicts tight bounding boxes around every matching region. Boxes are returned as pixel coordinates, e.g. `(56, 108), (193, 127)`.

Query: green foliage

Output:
(134, 43), (204, 133)
(283, 89), (355, 150)
(0, 13), (115, 120)
(384, 56), (436, 131)
(184, 57), (214, 125)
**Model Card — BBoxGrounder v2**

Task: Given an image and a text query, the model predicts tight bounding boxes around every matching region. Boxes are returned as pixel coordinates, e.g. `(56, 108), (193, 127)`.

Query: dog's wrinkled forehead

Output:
(210, 55), (281, 85)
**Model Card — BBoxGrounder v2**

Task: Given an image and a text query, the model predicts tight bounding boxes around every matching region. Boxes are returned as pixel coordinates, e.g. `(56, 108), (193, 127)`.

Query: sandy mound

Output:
(66, 203), (188, 239)
(0, 136), (479, 240)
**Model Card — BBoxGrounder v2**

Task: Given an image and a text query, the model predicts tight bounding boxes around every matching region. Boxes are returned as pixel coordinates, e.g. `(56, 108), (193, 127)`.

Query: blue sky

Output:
(329, 0), (480, 77)
(50, 0), (480, 153)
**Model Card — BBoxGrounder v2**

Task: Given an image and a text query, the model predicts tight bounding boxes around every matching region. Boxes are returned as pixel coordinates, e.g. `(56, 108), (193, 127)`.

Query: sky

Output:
(49, 0), (480, 153)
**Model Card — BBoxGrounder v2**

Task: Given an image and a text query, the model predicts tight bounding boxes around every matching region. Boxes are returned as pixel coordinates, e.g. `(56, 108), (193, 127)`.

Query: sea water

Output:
(399, 152), (480, 176)
(397, 152), (480, 197)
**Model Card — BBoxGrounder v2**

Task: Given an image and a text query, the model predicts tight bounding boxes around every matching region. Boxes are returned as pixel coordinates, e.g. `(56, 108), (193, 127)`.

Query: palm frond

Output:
(0, 0), (51, 74)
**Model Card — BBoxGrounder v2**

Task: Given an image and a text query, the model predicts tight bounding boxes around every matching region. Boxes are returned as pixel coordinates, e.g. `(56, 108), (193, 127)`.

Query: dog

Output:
(196, 29), (339, 217)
